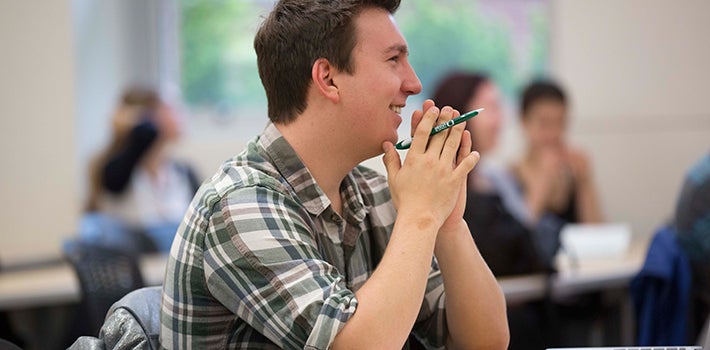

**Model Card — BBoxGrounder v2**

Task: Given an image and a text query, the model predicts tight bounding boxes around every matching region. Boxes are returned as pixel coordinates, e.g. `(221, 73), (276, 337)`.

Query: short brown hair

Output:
(254, 0), (401, 124)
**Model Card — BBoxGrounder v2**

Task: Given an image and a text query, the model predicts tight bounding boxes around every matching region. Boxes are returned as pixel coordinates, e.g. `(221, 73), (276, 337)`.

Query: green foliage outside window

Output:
(179, 0), (547, 118)
(180, 0), (266, 115)
(397, 0), (548, 99)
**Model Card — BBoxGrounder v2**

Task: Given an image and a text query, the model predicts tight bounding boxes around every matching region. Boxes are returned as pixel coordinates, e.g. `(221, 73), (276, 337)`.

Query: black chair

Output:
(64, 242), (145, 337)
(0, 262), (25, 349)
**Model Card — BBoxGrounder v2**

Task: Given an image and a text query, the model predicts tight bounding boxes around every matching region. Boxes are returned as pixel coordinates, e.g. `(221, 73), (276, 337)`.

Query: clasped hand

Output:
(382, 100), (480, 234)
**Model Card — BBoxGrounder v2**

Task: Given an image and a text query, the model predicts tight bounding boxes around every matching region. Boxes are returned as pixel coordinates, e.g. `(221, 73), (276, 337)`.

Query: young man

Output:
(160, 0), (509, 349)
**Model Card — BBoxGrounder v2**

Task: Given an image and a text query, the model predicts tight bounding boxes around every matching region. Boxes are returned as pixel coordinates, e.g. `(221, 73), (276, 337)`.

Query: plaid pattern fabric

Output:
(160, 123), (448, 349)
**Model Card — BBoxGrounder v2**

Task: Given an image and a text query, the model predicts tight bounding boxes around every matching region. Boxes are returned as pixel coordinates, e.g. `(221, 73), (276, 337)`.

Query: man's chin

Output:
(385, 135), (400, 148)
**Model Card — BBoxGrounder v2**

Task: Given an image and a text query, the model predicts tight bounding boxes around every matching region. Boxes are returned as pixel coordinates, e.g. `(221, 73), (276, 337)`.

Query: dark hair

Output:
(254, 0), (401, 124)
(432, 71), (490, 113)
(520, 80), (567, 118)
(431, 71), (490, 153)
(120, 87), (160, 110)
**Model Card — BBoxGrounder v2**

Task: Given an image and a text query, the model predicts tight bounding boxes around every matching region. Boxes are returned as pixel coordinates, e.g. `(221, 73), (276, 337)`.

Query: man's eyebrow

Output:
(384, 44), (409, 56)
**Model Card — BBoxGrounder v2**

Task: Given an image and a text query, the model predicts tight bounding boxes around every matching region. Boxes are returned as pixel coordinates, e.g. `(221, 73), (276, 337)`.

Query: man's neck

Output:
(274, 112), (359, 215)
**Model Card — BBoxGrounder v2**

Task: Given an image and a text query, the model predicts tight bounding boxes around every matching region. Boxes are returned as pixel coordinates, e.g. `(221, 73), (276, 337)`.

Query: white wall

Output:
(0, 0), (163, 264)
(0, 1), (79, 263)
(73, 0), (161, 173)
(550, 0), (710, 238)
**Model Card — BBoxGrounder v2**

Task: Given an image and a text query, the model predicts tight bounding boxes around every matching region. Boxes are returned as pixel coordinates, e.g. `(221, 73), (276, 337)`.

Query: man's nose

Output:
(402, 64), (422, 96)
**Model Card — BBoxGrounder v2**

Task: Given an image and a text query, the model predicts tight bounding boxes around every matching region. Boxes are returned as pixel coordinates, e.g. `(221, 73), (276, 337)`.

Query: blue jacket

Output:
(630, 225), (692, 345)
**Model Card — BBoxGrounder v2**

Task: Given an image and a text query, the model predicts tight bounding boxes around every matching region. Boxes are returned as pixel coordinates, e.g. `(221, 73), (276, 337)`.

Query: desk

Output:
(499, 242), (646, 304)
(0, 238), (648, 350)
(499, 243), (647, 345)
(0, 243), (647, 311)
(0, 254), (167, 310)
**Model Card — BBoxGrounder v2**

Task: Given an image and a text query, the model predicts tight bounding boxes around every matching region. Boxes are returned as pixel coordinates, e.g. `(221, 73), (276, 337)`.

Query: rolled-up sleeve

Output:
(203, 185), (357, 350)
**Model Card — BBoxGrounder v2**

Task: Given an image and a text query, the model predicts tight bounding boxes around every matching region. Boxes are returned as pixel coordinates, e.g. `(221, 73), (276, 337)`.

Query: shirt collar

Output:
(258, 123), (367, 223)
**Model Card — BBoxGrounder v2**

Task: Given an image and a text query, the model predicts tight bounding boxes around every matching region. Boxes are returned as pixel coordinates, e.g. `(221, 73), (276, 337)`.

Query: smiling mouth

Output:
(389, 105), (403, 114)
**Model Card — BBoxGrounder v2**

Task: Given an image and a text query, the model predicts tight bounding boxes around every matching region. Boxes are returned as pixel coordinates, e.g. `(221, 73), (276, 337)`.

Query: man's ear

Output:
(311, 58), (340, 103)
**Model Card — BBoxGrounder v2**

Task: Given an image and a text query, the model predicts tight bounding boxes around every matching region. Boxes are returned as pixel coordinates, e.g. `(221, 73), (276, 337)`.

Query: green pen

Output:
(395, 108), (484, 150)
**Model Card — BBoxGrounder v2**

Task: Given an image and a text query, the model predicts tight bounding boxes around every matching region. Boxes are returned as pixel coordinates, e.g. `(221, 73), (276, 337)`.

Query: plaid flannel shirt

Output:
(160, 123), (448, 349)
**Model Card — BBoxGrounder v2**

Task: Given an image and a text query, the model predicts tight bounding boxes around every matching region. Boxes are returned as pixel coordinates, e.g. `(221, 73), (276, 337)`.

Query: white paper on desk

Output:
(560, 223), (631, 260)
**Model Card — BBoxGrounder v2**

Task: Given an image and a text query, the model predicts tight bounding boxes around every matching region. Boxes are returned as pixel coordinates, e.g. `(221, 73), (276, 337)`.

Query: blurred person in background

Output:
(432, 70), (549, 276)
(630, 153), (710, 346)
(432, 70), (549, 350)
(674, 151), (710, 342)
(512, 80), (603, 228)
(82, 87), (200, 252)
(512, 79), (609, 347)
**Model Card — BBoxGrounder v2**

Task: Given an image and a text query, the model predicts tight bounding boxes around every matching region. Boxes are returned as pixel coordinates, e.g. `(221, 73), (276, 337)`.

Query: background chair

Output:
(0, 262), (25, 348)
(64, 242), (145, 338)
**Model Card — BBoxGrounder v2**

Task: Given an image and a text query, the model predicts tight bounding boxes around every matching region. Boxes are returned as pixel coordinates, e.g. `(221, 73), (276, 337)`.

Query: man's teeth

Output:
(390, 106), (402, 114)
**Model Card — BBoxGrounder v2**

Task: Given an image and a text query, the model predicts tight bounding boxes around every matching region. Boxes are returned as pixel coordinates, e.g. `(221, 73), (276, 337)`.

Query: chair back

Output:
(65, 242), (144, 335)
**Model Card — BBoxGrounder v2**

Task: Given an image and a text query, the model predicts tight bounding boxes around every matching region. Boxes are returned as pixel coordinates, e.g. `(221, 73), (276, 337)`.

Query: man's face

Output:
(334, 7), (422, 159)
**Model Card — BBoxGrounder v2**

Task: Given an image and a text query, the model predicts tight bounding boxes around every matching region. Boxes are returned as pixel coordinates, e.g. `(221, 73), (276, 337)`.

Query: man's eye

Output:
(389, 56), (399, 62)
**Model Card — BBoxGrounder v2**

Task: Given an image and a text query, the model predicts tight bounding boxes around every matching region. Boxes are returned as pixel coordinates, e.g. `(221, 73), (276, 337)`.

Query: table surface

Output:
(0, 254), (166, 310)
(499, 243), (646, 304)
(0, 241), (648, 310)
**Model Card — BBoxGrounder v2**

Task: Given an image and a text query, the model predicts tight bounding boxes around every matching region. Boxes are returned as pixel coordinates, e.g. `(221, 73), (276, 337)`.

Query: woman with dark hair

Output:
(82, 87), (200, 252)
(432, 71), (549, 350)
(432, 71), (548, 276)
(432, 72), (501, 157)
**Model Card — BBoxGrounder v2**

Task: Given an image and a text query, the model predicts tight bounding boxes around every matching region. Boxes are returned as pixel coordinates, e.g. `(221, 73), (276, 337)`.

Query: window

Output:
(177, 0), (548, 139)
(178, 0), (269, 139)
(399, 0), (549, 99)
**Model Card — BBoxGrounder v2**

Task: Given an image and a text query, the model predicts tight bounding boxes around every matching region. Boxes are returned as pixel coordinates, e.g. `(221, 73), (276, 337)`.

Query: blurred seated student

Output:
(432, 71), (548, 277)
(512, 80), (603, 229)
(508, 80), (608, 348)
(433, 71), (548, 349)
(82, 87), (200, 252)
(631, 152), (710, 346)
(674, 151), (710, 341)
(508, 80), (604, 266)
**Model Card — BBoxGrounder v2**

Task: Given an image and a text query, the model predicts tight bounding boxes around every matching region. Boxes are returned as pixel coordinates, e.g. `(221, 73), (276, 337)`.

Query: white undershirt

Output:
(97, 162), (194, 229)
